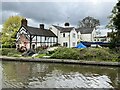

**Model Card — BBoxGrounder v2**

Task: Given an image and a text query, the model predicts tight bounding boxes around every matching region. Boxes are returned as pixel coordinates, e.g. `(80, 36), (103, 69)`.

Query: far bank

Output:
(0, 56), (119, 67)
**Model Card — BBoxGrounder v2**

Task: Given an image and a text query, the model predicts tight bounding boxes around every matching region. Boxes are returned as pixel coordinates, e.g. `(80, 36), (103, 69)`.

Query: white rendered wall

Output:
(60, 29), (78, 48)
(81, 34), (92, 41)
(70, 29), (78, 47)
(50, 26), (60, 44)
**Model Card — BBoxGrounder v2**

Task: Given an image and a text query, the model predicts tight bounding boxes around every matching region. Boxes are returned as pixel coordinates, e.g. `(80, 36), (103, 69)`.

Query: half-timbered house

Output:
(16, 19), (57, 50)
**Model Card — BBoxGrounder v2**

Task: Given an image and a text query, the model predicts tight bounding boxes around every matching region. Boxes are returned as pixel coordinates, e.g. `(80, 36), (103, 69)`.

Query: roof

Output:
(52, 25), (74, 33)
(75, 27), (94, 34)
(22, 25), (57, 37)
(94, 36), (108, 38)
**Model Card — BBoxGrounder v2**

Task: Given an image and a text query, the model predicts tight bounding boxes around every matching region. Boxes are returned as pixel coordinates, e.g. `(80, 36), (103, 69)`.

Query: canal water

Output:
(1, 61), (120, 89)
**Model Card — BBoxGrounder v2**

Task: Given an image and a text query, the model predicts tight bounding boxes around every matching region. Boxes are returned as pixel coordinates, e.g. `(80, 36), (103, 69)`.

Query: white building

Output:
(16, 19), (98, 49)
(50, 23), (78, 48)
(50, 23), (96, 48)
(94, 36), (110, 42)
(75, 27), (96, 42)
(16, 19), (57, 50)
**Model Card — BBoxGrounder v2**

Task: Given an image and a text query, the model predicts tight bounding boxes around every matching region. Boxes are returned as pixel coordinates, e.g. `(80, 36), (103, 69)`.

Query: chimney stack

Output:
(21, 18), (27, 26)
(64, 22), (70, 27)
(40, 24), (44, 30)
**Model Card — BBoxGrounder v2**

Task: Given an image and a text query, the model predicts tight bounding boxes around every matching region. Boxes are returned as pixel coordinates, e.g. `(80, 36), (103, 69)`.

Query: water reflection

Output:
(2, 61), (119, 88)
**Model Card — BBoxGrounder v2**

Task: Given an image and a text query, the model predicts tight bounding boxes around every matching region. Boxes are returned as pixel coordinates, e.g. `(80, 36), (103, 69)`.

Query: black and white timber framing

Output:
(16, 19), (58, 49)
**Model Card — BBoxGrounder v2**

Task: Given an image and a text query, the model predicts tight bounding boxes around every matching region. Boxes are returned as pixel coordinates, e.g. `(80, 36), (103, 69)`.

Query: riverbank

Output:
(1, 47), (119, 62)
(0, 56), (119, 67)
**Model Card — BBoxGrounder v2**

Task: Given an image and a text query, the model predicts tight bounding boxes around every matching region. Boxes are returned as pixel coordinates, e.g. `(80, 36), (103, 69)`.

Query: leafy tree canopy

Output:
(2, 16), (23, 47)
(107, 0), (120, 48)
(78, 16), (100, 28)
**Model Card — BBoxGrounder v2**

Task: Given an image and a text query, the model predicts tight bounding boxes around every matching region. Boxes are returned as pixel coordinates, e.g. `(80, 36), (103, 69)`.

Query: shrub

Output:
(50, 47), (119, 61)
(1, 48), (21, 56)
(51, 48), (80, 60)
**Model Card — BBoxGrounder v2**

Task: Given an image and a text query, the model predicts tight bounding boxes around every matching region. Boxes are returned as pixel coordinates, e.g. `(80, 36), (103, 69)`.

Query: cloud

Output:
(1, 1), (117, 28)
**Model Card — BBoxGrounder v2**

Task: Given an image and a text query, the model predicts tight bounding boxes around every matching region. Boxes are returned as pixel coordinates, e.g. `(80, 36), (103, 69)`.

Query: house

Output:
(16, 19), (57, 50)
(50, 22), (96, 48)
(94, 36), (110, 42)
(75, 27), (96, 42)
(50, 23), (78, 48)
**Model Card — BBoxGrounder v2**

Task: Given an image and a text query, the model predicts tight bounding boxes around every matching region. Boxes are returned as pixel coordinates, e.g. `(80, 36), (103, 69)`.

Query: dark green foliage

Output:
(0, 48), (22, 57)
(51, 48), (80, 60)
(78, 16), (100, 28)
(107, 1), (120, 49)
(51, 47), (119, 62)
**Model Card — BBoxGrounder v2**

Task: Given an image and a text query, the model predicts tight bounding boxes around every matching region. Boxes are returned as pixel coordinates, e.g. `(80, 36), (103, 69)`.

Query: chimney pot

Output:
(40, 24), (44, 29)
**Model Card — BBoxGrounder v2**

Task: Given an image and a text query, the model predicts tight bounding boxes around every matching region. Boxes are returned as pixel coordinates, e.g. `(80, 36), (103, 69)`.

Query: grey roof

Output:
(22, 25), (57, 37)
(75, 27), (94, 34)
(52, 25), (74, 33)
(94, 36), (107, 38)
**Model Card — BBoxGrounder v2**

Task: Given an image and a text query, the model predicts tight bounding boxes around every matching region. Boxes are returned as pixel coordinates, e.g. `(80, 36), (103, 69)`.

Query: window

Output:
(72, 42), (76, 47)
(63, 33), (65, 37)
(97, 39), (99, 41)
(63, 42), (68, 47)
(73, 33), (76, 38)
(77, 35), (79, 39)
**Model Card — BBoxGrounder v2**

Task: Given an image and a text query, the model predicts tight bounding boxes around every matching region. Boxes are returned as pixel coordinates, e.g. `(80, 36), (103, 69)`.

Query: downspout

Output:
(30, 35), (32, 49)
(36, 35), (37, 48)
(69, 32), (70, 48)
(57, 29), (58, 45)
(57, 36), (58, 45)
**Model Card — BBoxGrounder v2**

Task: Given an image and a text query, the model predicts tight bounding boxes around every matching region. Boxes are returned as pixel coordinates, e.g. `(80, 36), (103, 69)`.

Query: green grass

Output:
(35, 54), (46, 58)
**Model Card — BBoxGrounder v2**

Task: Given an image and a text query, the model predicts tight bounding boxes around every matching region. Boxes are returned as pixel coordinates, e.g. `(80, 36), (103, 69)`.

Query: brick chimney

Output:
(40, 24), (44, 30)
(21, 18), (27, 26)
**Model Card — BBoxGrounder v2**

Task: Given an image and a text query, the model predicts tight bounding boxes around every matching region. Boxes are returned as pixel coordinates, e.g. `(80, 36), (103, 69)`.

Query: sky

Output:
(0, 0), (118, 35)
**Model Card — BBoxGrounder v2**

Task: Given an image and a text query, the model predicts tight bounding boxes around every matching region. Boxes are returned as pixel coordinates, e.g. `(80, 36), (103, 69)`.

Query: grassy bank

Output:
(0, 47), (119, 62)
(0, 48), (22, 57)
(50, 47), (120, 62)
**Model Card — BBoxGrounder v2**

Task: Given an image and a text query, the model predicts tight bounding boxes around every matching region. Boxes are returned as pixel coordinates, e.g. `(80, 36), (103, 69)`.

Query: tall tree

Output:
(78, 16), (100, 28)
(2, 16), (23, 47)
(107, 0), (120, 48)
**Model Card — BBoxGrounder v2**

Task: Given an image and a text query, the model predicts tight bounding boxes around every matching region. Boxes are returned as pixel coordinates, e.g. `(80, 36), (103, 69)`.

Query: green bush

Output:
(1, 48), (21, 56)
(51, 48), (80, 60)
(51, 47), (119, 62)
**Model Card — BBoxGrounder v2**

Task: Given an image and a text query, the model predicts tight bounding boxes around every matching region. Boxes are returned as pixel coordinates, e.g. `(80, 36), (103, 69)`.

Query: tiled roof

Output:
(52, 25), (74, 33)
(75, 27), (94, 34)
(22, 25), (57, 37)
(52, 25), (94, 34)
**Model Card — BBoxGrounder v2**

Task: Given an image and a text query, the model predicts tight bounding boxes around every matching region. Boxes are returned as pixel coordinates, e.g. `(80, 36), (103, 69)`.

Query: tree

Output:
(107, 0), (120, 48)
(78, 16), (100, 28)
(2, 16), (23, 48)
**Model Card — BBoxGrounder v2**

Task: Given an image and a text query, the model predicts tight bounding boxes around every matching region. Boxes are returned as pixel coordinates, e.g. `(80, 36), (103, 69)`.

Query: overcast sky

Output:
(1, 0), (118, 35)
